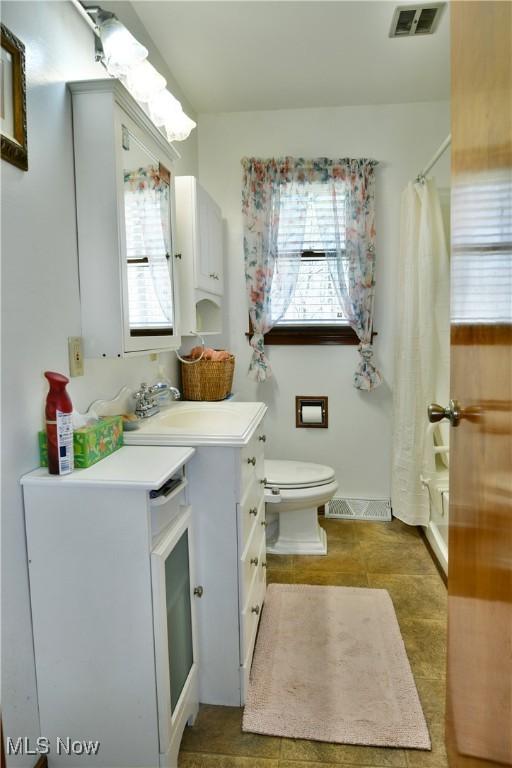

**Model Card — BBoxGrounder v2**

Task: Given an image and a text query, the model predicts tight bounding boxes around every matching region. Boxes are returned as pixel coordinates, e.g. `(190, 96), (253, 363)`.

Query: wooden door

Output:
(447, 2), (512, 766)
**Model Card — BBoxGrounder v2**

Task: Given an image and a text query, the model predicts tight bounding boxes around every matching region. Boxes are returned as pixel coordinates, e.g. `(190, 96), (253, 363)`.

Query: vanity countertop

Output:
(21, 445), (195, 489)
(123, 401), (267, 448)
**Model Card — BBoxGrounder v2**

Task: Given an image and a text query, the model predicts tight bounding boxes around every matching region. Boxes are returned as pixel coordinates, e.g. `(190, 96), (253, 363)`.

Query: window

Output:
(257, 181), (358, 345)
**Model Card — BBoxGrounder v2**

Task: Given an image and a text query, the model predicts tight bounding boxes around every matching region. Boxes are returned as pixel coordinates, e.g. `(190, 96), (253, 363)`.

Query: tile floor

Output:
(179, 517), (448, 768)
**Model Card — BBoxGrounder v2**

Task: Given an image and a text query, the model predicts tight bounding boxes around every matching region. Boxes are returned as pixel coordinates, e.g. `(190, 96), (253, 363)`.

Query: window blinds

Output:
(451, 172), (512, 323)
(124, 186), (174, 332)
(272, 182), (348, 325)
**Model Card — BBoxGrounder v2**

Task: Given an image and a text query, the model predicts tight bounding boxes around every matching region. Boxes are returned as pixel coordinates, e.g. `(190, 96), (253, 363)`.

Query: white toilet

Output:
(264, 460), (338, 555)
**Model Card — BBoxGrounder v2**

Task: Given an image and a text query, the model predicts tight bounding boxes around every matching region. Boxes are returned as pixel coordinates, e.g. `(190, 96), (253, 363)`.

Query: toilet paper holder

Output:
(295, 396), (328, 429)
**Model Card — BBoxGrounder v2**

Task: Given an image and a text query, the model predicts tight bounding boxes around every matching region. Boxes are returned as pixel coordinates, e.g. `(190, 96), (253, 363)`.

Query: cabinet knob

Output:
(258, 434), (266, 442)
(260, 477), (267, 486)
(249, 507), (258, 516)
(174, 253), (182, 260)
(247, 456), (256, 466)
(250, 556), (259, 566)
(261, 520), (267, 527)
(209, 272), (220, 280)
(193, 586), (204, 598)
(251, 605), (260, 615)
(261, 561), (267, 568)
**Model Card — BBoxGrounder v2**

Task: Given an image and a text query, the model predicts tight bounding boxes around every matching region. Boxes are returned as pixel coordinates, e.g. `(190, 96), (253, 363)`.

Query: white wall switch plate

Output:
(68, 336), (84, 377)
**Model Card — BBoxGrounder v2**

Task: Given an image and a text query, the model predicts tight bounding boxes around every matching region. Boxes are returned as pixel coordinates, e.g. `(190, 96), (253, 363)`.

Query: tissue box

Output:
(38, 416), (123, 469)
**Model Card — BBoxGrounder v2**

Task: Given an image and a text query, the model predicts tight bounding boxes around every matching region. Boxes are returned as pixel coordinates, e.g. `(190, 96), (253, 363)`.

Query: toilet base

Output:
(266, 505), (327, 555)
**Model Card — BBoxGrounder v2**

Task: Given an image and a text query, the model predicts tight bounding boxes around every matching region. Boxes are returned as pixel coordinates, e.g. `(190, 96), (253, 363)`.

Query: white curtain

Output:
(391, 178), (450, 526)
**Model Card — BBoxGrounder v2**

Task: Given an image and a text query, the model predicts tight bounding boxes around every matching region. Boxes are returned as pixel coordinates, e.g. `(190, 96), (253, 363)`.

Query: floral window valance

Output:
(124, 164), (169, 192)
(242, 156), (382, 390)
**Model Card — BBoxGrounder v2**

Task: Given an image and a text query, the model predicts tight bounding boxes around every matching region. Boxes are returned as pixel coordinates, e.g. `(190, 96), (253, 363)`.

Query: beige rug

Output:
(243, 583), (431, 749)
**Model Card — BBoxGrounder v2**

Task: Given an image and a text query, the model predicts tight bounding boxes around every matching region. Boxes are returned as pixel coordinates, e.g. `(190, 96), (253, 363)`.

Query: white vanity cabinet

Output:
(22, 447), (198, 768)
(184, 420), (268, 705)
(69, 79), (181, 357)
(124, 404), (268, 706)
(175, 176), (223, 336)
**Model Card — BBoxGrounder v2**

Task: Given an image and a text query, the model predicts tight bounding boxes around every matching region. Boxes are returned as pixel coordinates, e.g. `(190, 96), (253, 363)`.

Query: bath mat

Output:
(243, 583), (431, 749)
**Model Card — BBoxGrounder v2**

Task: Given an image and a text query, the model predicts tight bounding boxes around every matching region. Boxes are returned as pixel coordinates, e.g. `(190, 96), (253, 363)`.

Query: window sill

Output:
(246, 325), (360, 346)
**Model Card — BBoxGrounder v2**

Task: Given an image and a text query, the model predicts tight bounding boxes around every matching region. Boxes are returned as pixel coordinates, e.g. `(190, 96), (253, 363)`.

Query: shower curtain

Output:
(391, 178), (450, 526)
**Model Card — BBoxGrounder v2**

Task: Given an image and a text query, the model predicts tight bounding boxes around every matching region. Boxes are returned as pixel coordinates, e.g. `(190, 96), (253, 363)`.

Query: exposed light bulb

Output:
(97, 13), (148, 77)
(122, 59), (166, 103)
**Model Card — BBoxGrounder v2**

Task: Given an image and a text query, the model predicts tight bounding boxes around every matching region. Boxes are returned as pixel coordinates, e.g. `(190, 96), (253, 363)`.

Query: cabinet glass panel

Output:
(122, 126), (175, 337)
(165, 529), (193, 713)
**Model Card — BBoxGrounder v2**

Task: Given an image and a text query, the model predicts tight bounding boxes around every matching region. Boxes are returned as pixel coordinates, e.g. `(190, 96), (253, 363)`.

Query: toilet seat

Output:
(265, 459), (335, 490)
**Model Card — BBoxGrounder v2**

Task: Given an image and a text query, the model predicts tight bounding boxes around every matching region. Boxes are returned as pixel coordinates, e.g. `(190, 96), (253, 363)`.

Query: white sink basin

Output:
(123, 401), (267, 447)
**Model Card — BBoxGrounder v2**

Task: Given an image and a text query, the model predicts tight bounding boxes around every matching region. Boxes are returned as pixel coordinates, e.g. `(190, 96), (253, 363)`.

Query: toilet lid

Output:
(264, 460), (336, 489)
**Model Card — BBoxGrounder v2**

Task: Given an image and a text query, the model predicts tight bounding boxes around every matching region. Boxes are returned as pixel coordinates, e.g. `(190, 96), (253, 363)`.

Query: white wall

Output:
(198, 101), (450, 498)
(0, 3), (196, 763)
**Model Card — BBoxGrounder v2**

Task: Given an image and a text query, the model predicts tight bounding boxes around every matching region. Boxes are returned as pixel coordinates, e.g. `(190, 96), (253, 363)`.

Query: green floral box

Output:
(39, 416), (123, 469)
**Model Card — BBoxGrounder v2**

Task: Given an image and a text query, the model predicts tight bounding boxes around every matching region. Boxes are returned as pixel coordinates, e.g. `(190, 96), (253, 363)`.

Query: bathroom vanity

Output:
(22, 446), (197, 768)
(125, 400), (268, 705)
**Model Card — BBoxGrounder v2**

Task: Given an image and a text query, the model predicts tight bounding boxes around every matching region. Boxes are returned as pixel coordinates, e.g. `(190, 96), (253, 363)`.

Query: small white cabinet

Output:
(22, 446), (197, 768)
(69, 80), (181, 357)
(175, 176), (223, 336)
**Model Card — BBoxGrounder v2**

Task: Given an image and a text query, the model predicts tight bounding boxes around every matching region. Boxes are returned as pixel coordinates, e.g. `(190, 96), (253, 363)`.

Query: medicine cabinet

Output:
(175, 176), (223, 336)
(69, 79), (181, 357)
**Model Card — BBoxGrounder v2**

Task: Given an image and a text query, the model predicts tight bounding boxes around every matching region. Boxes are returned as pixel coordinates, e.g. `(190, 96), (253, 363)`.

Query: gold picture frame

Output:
(1, 23), (27, 171)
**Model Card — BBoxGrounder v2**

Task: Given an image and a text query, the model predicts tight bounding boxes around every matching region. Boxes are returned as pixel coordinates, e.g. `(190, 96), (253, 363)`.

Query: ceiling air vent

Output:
(389, 4), (445, 37)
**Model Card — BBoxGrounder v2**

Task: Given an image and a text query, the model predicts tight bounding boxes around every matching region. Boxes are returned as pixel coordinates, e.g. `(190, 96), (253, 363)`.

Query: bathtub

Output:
(421, 423), (449, 576)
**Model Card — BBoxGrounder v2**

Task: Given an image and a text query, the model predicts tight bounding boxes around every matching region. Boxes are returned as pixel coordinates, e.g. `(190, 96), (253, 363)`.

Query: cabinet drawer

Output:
(240, 430), (266, 495)
(239, 476), (265, 550)
(240, 545), (266, 693)
(149, 476), (187, 544)
(240, 505), (266, 606)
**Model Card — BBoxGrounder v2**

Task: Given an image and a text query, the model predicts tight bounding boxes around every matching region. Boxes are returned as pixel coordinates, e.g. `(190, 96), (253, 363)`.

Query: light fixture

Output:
(148, 88), (182, 125)
(95, 9), (148, 77)
(81, 3), (196, 143)
(164, 112), (197, 143)
(121, 60), (166, 103)
(148, 89), (197, 142)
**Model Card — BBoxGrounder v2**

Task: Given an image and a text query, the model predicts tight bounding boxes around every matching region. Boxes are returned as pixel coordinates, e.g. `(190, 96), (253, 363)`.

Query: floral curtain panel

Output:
(241, 156), (381, 389)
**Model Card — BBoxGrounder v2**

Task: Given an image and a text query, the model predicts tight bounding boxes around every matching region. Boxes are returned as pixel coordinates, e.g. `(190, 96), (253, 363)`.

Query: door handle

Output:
(428, 399), (462, 427)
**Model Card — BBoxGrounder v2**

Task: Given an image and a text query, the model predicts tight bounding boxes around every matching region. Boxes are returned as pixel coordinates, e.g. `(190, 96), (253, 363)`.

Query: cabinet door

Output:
(207, 201), (223, 296)
(196, 184), (212, 293)
(117, 109), (180, 353)
(196, 185), (223, 296)
(151, 507), (199, 753)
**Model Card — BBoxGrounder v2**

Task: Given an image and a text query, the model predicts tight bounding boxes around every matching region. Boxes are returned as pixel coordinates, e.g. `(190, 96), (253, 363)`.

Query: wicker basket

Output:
(181, 354), (235, 401)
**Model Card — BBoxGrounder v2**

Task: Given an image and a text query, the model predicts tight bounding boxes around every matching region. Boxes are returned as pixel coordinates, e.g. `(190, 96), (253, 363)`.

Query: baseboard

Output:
(418, 526), (448, 586)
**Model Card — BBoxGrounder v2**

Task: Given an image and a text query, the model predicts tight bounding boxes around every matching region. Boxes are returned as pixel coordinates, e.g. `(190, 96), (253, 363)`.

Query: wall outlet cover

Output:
(68, 336), (84, 377)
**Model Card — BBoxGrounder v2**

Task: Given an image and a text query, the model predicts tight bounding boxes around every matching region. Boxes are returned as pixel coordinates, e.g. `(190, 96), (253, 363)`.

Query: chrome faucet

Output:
(134, 381), (181, 419)
(151, 381), (181, 404)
